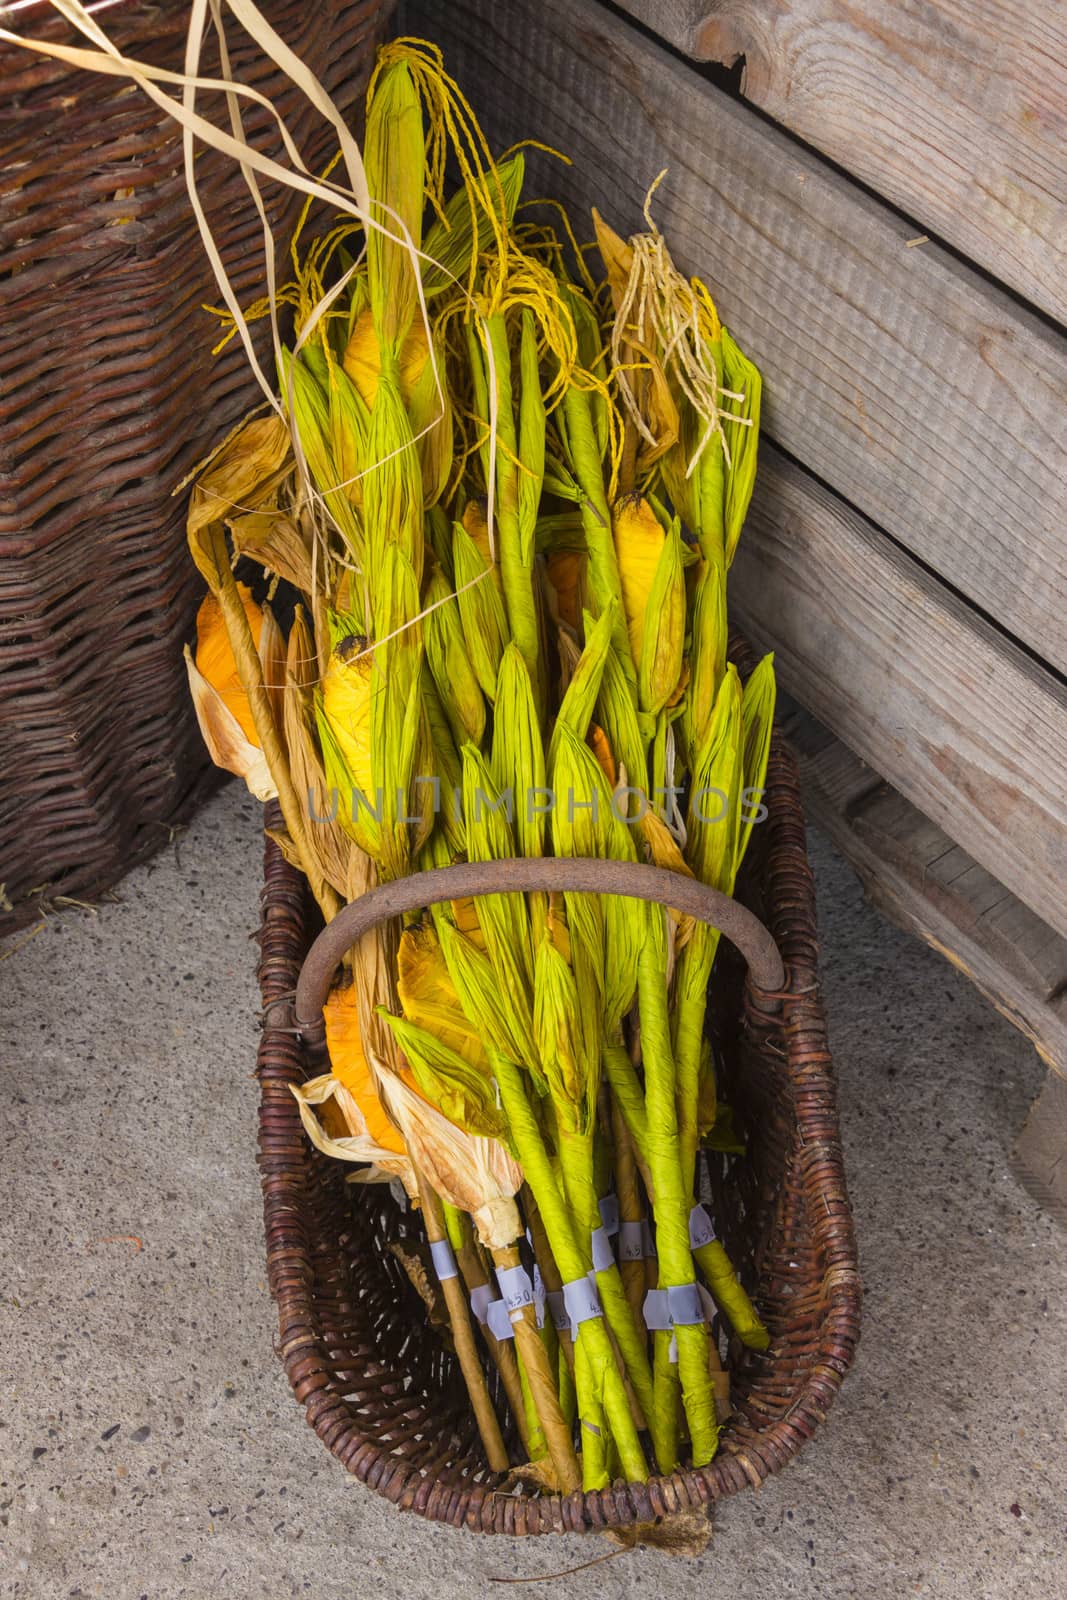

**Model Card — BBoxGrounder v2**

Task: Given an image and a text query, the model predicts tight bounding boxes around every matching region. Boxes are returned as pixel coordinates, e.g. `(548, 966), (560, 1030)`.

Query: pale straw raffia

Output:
(0, 0), (504, 573)
(610, 171), (752, 479)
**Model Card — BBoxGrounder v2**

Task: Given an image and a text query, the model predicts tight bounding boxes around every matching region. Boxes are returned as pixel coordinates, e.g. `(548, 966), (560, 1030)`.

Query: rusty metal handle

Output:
(294, 857), (785, 1033)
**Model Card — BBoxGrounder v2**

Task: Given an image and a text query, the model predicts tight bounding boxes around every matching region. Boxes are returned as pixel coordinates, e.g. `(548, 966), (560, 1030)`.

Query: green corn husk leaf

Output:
(405, 329), (454, 509)
(365, 60), (424, 355)
(461, 744), (534, 999)
(737, 652), (776, 874)
(547, 603), (617, 773)
(328, 359), (371, 516)
(438, 920), (541, 1087)
(721, 327), (761, 567)
(421, 152), (525, 299)
(533, 937), (599, 1136)
(369, 546), (430, 879)
(516, 309), (546, 566)
(686, 663), (744, 896)
(560, 381), (633, 680)
(491, 644), (547, 859)
(550, 722), (640, 1030)
(466, 318), (494, 489)
(596, 641), (649, 805)
(482, 312), (542, 697)
(453, 518), (509, 699)
(379, 1009), (506, 1140)
(421, 664), (467, 857)
(563, 282), (610, 462)
(280, 348), (364, 563)
(637, 518), (686, 717)
(426, 505), (454, 580)
(337, 255), (369, 352)
(682, 549), (728, 760)
(363, 369), (424, 605)
(424, 568), (486, 749)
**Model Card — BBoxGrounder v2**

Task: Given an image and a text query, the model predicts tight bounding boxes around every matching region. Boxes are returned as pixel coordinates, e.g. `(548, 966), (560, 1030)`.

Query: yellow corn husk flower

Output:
(533, 935), (598, 1136)
(374, 1066), (524, 1251)
(344, 309), (453, 511)
(461, 741), (535, 1009)
(397, 923), (487, 1067)
(424, 567), (486, 748)
(612, 498), (685, 716)
(344, 307), (430, 410)
(318, 629), (376, 855)
(289, 1073), (415, 1193)
(380, 1008), (506, 1140)
(490, 643), (546, 859)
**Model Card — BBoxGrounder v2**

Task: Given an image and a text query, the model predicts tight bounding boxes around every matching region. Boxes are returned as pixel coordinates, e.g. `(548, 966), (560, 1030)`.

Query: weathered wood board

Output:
(1014, 1072), (1067, 1228)
(781, 702), (1067, 1084)
(733, 446), (1067, 943)
(407, 0), (1067, 678)
(613, 0), (1067, 328)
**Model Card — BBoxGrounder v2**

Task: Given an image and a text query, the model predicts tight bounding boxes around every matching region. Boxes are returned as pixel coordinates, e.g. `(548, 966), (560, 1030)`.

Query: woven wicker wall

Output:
(0, 0), (392, 934)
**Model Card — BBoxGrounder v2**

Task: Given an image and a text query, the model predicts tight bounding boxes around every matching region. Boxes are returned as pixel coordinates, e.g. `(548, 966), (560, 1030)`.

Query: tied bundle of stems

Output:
(184, 39), (775, 1490)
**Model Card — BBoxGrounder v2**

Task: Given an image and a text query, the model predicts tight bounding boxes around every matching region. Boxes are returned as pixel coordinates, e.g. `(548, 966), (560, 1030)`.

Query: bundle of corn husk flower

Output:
(184, 38), (776, 1492)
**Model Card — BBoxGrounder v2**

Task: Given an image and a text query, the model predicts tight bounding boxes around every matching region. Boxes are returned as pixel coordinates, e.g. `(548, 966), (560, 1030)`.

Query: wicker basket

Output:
(254, 726), (861, 1536)
(0, 0), (392, 935)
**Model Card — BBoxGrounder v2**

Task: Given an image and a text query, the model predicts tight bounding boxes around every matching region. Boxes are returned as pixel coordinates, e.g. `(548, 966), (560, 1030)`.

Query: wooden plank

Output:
(733, 446), (1067, 941)
(613, 1), (1067, 328)
(1014, 1072), (1067, 1228)
(784, 704), (1067, 1081)
(408, 0), (1067, 676)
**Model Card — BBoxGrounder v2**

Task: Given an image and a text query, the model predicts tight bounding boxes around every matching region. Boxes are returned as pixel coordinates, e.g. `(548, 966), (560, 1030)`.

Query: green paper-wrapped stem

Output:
(493, 1054), (649, 1484)
(637, 911), (719, 1469)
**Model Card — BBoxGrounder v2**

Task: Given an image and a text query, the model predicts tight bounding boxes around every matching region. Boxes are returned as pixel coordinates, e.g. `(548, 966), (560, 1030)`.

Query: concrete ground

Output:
(1, 781), (1064, 1600)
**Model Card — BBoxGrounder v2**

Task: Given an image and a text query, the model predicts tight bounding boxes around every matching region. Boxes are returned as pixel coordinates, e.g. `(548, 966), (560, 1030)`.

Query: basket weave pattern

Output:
(255, 737), (861, 1534)
(0, 0), (391, 933)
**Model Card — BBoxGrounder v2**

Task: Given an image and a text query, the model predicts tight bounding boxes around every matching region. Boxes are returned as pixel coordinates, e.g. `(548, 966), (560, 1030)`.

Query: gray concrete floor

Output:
(1, 782), (1064, 1599)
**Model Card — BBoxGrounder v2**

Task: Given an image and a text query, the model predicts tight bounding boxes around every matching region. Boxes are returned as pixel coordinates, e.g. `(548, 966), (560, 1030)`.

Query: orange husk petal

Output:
(194, 584), (262, 744)
(324, 983), (413, 1156)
